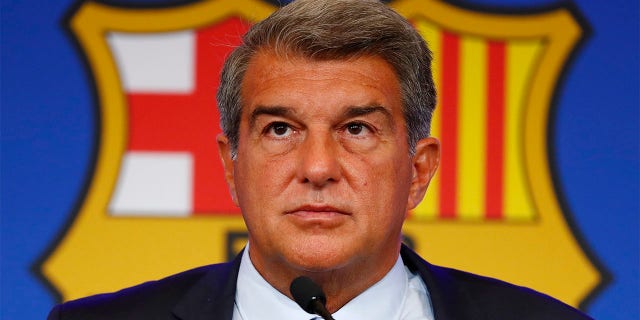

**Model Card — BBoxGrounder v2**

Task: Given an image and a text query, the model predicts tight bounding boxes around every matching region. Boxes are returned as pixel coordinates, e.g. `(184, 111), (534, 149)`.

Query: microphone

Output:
(290, 276), (336, 320)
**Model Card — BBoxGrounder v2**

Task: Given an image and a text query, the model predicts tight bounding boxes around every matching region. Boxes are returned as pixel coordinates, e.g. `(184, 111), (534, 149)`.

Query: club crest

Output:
(40, 0), (604, 309)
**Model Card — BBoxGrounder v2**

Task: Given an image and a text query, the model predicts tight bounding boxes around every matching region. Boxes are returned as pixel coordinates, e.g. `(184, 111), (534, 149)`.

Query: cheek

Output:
(367, 157), (413, 208)
(346, 156), (409, 206)
(235, 155), (292, 201)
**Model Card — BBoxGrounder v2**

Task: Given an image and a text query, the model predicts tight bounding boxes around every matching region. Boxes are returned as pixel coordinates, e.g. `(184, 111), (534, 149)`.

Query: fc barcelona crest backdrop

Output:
(2, 0), (638, 319)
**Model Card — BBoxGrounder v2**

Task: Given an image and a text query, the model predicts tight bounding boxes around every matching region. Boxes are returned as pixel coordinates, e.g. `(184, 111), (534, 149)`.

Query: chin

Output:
(291, 257), (348, 273)
(285, 242), (357, 273)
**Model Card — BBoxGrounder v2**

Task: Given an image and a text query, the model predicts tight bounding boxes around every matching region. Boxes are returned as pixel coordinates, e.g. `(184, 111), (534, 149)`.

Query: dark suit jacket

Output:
(48, 245), (592, 319)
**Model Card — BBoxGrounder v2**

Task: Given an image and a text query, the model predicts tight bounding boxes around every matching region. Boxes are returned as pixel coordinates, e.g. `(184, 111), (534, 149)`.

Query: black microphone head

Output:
(290, 276), (327, 314)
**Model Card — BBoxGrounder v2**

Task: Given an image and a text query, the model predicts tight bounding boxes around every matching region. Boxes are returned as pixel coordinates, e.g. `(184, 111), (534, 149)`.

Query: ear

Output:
(407, 137), (440, 210)
(217, 134), (239, 206)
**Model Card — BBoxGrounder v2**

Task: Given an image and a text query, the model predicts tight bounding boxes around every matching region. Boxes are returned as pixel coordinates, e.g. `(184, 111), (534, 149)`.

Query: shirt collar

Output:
(235, 245), (408, 320)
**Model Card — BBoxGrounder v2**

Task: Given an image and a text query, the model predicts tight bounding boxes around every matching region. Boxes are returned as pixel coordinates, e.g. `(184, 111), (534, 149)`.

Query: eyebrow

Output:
(248, 104), (394, 128)
(342, 105), (392, 121)
(249, 106), (292, 128)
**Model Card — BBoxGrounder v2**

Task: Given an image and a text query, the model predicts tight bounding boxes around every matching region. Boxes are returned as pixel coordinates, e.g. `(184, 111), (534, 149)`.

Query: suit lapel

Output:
(170, 246), (478, 320)
(400, 245), (483, 320)
(172, 251), (243, 320)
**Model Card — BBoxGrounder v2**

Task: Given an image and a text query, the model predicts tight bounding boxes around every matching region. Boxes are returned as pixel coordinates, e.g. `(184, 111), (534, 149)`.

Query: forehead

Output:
(239, 51), (404, 118)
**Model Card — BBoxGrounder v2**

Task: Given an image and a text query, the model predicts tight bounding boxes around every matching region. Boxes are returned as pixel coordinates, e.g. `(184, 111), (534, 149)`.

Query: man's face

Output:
(218, 51), (438, 278)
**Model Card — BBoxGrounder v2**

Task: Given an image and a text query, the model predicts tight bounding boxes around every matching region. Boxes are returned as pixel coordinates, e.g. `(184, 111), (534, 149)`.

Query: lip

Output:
(285, 205), (349, 216)
(285, 205), (350, 225)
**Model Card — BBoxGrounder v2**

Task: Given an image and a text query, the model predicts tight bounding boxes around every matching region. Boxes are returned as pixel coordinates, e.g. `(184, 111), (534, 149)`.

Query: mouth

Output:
(285, 205), (350, 225)
(286, 204), (349, 215)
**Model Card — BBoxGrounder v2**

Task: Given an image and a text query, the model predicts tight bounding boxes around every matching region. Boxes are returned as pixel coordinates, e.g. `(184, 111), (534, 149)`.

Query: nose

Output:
(297, 131), (342, 187)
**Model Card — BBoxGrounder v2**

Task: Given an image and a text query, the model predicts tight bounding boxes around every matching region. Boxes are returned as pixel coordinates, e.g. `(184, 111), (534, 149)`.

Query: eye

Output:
(265, 122), (294, 137)
(345, 122), (371, 136)
(339, 121), (378, 152)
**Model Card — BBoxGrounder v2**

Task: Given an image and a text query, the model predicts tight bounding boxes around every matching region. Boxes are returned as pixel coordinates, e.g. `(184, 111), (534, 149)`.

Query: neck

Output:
(248, 244), (401, 313)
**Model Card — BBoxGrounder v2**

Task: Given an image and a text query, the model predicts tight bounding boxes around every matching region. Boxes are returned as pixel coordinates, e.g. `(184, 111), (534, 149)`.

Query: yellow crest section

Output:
(41, 0), (602, 309)
(394, 0), (600, 307)
(41, 0), (272, 300)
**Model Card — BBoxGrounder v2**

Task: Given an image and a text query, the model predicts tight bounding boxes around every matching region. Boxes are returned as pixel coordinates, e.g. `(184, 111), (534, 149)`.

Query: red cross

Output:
(126, 18), (249, 215)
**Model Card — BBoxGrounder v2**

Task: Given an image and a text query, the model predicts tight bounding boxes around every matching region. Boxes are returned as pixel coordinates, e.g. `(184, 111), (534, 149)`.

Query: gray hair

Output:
(217, 0), (436, 158)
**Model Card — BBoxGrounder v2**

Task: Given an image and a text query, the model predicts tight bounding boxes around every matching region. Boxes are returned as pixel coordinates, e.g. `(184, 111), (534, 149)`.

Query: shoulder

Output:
(400, 245), (592, 319)
(47, 262), (232, 320)
(435, 264), (592, 319)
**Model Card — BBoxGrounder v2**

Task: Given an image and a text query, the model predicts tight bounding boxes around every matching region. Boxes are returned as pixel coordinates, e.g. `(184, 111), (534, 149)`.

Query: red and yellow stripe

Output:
(412, 19), (540, 221)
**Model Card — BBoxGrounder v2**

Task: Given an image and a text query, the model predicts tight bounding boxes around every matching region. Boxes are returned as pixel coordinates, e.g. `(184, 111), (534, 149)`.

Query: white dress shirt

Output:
(232, 246), (434, 320)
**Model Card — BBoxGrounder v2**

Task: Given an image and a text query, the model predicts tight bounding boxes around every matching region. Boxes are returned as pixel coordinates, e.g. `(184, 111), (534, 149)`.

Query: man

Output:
(48, 0), (592, 319)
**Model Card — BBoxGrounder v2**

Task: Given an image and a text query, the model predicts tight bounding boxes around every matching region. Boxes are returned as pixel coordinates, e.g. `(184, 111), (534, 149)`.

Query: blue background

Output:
(2, 0), (638, 318)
